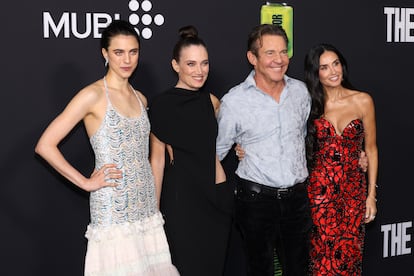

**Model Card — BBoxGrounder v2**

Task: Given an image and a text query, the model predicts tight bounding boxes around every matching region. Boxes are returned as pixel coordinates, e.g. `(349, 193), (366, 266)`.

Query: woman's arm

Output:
(210, 93), (227, 184)
(150, 133), (166, 207)
(209, 93), (220, 117)
(360, 93), (378, 223)
(35, 86), (121, 192)
(215, 155), (227, 184)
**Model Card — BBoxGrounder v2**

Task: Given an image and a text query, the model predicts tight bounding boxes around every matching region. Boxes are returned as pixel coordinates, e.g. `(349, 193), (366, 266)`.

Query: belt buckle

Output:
(276, 188), (289, 199)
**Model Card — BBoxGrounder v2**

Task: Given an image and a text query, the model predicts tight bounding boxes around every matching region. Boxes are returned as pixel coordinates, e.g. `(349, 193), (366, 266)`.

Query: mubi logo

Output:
(128, 0), (165, 39)
(43, 0), (165, 39)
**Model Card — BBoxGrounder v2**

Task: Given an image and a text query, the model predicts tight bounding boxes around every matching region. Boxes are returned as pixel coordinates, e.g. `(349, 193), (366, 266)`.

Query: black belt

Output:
(236, 176), (306, 199)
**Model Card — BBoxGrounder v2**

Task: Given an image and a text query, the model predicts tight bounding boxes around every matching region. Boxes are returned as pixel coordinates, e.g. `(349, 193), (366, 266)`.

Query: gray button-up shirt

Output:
(217, 70), (311, 188)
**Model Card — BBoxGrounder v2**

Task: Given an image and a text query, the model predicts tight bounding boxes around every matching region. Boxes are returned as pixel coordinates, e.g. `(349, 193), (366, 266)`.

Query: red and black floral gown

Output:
(308, 118), (366, 276)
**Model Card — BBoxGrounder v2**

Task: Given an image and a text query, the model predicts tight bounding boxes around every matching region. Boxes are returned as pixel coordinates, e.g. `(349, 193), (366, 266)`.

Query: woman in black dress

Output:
(149, 26), (232, 276)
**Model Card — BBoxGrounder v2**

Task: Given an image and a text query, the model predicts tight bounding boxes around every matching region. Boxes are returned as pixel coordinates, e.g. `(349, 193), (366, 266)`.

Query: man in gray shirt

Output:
(217, 24), (312, 276)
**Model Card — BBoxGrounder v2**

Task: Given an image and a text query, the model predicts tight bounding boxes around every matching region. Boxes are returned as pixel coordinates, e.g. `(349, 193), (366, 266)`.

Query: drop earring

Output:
(105, 58), (108, 67)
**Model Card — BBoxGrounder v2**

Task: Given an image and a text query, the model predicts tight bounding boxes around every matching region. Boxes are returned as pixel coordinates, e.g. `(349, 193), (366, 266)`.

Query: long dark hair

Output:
(304, 43), (354, 170)
(172, 25), (207, 62)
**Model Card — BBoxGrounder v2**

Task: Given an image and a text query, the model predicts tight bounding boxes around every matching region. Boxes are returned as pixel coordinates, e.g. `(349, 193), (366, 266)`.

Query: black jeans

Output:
(235, 177), (312, 276)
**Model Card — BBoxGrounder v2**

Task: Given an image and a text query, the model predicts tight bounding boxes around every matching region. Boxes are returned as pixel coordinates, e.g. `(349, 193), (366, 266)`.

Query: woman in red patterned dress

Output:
(304, 44), (378, 276)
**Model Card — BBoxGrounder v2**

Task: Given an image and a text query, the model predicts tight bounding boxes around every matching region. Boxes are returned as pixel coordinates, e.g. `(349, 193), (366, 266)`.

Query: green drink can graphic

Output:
(260, 2), (293, 58)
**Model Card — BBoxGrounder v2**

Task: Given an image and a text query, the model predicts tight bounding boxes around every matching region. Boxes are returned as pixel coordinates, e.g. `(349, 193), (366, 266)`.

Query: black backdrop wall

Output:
(1, 0), (413, 275)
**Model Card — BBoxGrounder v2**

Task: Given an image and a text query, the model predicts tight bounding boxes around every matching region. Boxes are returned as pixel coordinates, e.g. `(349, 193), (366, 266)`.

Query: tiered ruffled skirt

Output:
(84, 212), (179, 276)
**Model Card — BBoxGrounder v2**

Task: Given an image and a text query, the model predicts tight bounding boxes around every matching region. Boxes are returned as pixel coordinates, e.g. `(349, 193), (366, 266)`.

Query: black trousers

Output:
(235, 177), (312, 276)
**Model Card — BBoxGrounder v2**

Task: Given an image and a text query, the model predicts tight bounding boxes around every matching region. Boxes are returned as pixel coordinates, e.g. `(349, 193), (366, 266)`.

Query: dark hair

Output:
(100, 20), (141, 50)
(172, 25), (207, 62)
(304, 43), (354, 170)
(247, 24), (289, 56)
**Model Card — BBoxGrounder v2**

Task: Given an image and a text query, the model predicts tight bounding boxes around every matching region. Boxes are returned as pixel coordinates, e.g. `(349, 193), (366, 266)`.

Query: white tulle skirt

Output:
(84, 212), (179, 276)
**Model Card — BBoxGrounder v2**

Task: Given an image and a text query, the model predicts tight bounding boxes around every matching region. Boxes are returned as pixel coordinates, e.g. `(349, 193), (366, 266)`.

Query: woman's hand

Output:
(365, 195), (377, 223)
(86, 164), (122, 192)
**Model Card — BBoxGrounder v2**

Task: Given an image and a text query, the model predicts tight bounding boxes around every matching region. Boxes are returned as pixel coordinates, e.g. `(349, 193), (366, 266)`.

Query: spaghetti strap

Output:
(130, 85), (146, 110)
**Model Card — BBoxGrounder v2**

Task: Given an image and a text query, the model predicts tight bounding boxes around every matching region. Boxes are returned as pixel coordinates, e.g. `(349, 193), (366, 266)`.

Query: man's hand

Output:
(359, 151), (368, 172)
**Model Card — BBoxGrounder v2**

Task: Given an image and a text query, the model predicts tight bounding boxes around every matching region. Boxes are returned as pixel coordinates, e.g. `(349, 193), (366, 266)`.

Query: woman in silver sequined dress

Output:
(35, 20), (179, 276)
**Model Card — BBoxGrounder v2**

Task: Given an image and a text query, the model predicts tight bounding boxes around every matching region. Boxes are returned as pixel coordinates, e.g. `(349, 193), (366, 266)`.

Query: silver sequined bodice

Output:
(89, 84), (157, 227)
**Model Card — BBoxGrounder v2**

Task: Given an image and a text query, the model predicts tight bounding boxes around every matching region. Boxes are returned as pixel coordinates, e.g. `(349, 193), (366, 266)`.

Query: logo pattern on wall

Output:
(128, 0), (165, 39)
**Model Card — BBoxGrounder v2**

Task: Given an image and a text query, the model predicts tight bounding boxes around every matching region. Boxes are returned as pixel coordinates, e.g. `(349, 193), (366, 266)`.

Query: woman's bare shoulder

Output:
(348, 90), (374, 115)
(76, 79), (105, 103)
(134, 89), (148, 107)
(353, 90), (373, 103)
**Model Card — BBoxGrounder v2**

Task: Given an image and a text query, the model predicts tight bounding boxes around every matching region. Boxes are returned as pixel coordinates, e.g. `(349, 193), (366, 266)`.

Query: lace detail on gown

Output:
(89, 96), (157, 226)
(308, 118), (366, 276)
